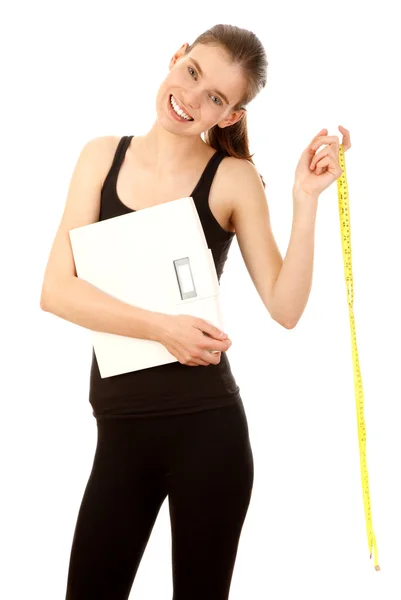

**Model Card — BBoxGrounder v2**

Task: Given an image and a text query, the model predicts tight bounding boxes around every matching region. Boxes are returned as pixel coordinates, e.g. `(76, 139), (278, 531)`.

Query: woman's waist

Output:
(89, 351), (239, 399)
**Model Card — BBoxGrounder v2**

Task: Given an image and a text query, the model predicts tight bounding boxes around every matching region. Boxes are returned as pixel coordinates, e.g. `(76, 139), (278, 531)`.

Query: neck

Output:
(139, 119), (211, 171)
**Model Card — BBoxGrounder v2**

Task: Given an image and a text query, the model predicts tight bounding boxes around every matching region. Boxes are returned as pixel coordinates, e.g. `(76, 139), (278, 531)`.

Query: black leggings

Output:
(65, 398), (254, 600)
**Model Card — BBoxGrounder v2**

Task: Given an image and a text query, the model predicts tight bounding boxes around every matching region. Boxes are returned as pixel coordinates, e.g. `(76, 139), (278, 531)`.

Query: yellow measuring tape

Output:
(337, 144), (380, 571)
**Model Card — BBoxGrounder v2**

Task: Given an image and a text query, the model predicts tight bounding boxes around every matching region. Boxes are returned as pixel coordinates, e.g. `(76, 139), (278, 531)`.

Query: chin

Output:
(157, 112), (195, 136)
(156, 114), (185, 135)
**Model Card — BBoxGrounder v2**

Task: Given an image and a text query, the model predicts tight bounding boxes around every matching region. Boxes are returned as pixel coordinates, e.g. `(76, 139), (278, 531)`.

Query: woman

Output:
(41, 23), (350, 600)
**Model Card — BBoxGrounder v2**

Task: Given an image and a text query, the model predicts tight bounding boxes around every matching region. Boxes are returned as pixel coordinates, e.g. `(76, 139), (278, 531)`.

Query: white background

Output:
(2, 0), (400, 598)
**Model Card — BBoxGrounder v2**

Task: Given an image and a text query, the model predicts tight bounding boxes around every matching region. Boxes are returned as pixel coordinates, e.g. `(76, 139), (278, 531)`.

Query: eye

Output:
(188, 65), (222, 106)
(210, 95), (222, 106)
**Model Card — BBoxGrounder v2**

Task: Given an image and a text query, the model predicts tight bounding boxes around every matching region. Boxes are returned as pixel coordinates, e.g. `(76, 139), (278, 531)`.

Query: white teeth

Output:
(170, 95), (192, 120)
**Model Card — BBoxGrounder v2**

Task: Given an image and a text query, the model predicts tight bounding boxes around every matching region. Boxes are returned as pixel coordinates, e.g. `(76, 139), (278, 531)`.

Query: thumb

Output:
(200, 319), (227, 340)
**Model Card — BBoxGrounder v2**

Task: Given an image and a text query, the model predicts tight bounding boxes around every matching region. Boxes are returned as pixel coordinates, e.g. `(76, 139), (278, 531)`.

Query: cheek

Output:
(205, 103), (224, 120)
(166, 69), (187, 88)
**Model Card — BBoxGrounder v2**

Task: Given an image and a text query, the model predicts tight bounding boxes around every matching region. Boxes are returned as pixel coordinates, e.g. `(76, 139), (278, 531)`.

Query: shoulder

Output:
(80, 135), (121, 165)
(219, 155), (262, 179)
(215, 155), (265, 200)
(90, 134), (123, 157)
(82, 135), (124, 186)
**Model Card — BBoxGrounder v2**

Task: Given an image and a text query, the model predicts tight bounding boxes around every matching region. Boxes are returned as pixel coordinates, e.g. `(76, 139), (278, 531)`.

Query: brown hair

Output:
(184, 24), (268, 187)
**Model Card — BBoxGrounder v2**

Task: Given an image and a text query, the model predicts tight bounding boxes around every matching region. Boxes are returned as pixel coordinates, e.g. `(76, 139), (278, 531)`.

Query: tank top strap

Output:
(110, 135), (134, 176)
(101, 135), (134, 200)
(191, 149), (229, 198)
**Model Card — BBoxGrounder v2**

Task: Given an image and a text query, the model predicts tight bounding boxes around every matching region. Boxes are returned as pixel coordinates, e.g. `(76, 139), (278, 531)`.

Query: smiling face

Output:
(155, 43), (248, 136)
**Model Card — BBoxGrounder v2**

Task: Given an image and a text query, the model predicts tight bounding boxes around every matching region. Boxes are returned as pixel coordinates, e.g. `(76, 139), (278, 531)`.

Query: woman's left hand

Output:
(293, 125), (351, 199)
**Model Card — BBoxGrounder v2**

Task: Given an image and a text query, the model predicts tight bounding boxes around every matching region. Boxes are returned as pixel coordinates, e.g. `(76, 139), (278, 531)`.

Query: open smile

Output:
(168, 94), (194, 122)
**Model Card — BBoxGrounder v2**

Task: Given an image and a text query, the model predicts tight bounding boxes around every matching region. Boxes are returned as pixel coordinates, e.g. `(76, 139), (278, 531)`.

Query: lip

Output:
(169, 94), (194, 121)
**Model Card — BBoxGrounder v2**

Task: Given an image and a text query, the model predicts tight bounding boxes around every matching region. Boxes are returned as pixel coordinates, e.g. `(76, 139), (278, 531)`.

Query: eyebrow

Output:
(190, 58), (230, 105)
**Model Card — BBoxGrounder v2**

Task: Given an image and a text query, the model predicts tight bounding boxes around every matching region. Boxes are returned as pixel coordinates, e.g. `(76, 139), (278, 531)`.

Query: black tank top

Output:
(89, 135), (241, 419)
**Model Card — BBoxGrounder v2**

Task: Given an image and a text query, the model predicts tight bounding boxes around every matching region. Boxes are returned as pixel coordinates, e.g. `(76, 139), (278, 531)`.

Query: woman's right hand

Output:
(157, 314), (232, 366)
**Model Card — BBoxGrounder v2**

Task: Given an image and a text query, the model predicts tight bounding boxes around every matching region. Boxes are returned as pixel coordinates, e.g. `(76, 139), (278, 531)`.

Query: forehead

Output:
(185, 44), (247, 106)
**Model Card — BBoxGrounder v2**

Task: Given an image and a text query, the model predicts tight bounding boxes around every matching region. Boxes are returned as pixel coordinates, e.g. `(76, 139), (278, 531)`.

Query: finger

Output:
(310, 147), (330, 170)
(338, 124), (350, 145)
(338, 125), (351, 151)
(203, 339), (231, 352)
(311, 136), (340, 151)
(189, 358), (208, 366)
(310, 144), (339, 169)
(310, 129), (328, 148)
(201, 324), (227, 340)
(314, 156), (340, 175)
(314, 156), (330, 174)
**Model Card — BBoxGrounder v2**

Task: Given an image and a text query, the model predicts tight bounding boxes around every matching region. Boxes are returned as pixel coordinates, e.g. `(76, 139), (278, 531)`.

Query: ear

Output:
(217, 108), (246, 129)
(169, 43), (189, 70)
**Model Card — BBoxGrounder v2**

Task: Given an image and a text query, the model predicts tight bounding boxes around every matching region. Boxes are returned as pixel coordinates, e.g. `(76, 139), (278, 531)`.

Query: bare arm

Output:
(40, 135), (169, 342)
(41, 276), (168, 341)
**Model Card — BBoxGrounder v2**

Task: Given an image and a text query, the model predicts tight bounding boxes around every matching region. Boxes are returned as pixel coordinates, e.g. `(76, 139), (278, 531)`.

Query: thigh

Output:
(65, 419), (168, 600)
(167, 400), (254, 600)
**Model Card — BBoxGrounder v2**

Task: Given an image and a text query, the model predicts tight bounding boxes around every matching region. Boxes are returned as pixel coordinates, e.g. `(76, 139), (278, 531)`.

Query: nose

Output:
(183, 90), (201, 110)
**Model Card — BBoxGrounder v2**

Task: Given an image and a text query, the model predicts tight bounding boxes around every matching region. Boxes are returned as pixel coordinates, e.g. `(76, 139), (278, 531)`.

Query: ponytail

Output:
(204, 112), (266, 188)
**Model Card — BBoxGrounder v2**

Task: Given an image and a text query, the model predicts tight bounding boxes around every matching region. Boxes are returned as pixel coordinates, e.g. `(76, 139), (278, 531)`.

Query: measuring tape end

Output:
(375, 565), (381, 571)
